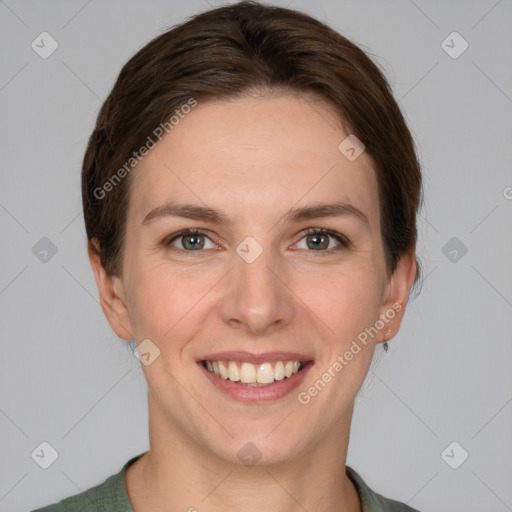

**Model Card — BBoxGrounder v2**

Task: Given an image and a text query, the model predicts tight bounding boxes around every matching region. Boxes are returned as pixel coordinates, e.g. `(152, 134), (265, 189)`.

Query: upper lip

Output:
(198, 351), (314, 364)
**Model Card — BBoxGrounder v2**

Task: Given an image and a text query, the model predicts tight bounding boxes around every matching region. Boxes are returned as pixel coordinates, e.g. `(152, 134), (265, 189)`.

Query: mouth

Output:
(201, 359), (307, 386)
(197, 351), (314, 402)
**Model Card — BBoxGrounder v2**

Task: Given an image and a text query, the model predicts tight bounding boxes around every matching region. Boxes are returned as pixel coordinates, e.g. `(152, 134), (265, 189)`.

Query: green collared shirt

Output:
(32, 453), (420, 512)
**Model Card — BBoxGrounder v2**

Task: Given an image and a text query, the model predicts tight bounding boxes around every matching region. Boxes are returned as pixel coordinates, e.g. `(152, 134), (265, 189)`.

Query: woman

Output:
(33, 1), (422, 510)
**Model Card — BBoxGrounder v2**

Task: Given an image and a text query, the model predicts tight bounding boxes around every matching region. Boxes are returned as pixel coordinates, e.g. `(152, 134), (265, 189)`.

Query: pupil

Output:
(308, 234), (328, 250)
(184, 234), (204, 250)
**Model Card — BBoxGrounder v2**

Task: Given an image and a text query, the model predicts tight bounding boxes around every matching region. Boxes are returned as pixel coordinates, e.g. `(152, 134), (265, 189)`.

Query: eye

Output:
(295, 228), (350, 252)
(165, 230), (218, 251)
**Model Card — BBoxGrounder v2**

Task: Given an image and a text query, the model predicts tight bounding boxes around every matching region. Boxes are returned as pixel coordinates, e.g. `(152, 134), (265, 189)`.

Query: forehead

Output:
(128, 93), (379, 227)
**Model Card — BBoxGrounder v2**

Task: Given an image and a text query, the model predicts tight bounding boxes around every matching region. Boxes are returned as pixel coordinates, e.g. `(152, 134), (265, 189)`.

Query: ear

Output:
(377, 248), (417, 344)
(87, 239), (134, 340)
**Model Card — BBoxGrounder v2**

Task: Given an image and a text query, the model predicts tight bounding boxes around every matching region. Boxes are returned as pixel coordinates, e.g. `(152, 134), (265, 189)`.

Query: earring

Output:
(383, 329), (391, 352)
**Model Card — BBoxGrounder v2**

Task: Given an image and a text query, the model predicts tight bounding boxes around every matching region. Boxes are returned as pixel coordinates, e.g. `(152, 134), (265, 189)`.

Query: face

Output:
(91, 93), (414, 467)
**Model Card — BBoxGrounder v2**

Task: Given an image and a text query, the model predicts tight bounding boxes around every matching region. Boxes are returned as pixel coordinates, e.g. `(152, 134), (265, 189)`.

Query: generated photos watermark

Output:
(297, 302), (402, 405)
(93, 97), (198, 200)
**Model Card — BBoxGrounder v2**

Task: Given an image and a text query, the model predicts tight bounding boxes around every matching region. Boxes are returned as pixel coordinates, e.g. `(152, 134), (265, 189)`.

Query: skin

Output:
(89, 92), (416, 512)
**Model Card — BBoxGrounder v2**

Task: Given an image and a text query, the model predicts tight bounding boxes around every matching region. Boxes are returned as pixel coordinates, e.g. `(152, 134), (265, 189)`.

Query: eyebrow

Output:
(281, 202), (369, 227)
(142, 203), (230, 226)
(142, 201), (369, 227)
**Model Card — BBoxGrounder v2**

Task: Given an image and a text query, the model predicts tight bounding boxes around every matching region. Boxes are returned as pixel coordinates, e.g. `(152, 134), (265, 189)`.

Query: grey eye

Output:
(305, 233), (330, 250)
(168, 231), (217, 251)
(296, 230), (348, 251)
(180, 233), (205, 250)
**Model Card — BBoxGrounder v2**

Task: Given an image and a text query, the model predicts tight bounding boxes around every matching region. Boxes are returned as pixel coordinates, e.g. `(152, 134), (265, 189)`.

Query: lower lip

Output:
(198, 361), (313, 403)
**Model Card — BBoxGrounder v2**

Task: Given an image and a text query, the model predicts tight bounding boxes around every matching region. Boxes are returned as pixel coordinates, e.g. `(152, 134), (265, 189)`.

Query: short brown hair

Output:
(82, 0), (422, 287)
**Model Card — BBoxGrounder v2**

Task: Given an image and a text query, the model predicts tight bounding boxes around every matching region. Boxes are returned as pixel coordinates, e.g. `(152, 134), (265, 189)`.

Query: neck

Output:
(126, 396), (361, 512)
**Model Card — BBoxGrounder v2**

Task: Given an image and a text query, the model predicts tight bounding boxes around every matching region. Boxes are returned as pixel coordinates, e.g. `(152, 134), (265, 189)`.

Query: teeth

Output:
(257, 362), (274, 384)
(204, 359), (305, 385)
(218, 361), (229, 379)
(274, 361), (285, 381)
(240, 362), (257, 383)
(228, 361), (240, 381)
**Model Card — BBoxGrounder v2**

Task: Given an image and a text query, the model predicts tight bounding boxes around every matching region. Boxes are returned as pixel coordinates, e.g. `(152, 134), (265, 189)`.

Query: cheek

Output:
(312, 270), (382, 392)
(298, 264), (384, 336)
(122, 256), (176, 339)
(123, 257), (219, 343)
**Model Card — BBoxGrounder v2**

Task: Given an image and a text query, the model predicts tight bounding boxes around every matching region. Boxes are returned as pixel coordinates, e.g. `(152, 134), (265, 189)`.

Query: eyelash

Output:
(163, 228), (351, 254)
(293, 228), (351, 252)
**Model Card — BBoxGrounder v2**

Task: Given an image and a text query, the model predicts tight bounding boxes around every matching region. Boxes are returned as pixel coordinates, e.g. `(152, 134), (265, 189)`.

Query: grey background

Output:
(1, 0), (511, 510)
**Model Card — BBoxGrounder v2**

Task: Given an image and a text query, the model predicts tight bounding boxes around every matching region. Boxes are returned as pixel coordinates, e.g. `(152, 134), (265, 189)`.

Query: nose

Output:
(218, 246), (295, 336)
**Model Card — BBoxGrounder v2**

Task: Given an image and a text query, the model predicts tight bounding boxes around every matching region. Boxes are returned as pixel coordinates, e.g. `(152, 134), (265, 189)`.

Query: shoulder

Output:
(346, 466), (421, 512)
(29, 472), (123, 512)
(30, 453), (146, 512)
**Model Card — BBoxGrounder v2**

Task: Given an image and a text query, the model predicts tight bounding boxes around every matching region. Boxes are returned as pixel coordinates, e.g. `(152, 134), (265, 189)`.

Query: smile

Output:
(198, 352), (314, 402)
(203, 360), (305, 386)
